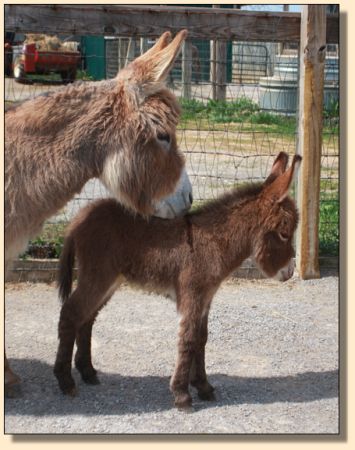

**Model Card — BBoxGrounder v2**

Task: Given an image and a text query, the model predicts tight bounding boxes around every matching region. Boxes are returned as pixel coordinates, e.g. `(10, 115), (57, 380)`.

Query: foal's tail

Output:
(58, 234), (76, 303)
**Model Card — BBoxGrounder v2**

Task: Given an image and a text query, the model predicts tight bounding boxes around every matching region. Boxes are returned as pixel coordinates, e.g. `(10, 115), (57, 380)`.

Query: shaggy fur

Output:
(54, 152), (301, 410)
(5, 30), (188, 390)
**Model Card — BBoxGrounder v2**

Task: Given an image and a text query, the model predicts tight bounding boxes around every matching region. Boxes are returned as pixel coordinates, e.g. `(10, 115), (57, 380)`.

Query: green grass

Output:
(319, 199), (339, 256)
(179, 97), (339, 135)
(26, 73), (61, 82)
(76, 70), (94, 81)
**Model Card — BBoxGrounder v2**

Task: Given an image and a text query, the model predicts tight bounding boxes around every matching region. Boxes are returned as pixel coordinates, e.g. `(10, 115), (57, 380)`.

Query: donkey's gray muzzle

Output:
(154, 168), (193, 219)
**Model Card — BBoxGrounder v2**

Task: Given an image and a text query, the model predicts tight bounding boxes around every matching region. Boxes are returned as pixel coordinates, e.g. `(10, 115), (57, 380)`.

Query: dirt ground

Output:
(5, 275), (339, 435)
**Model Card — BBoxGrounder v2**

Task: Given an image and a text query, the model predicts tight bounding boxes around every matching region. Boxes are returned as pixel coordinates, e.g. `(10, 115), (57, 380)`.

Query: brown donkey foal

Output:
(55, 152), (301, 410)
(5, 30), (191, 392)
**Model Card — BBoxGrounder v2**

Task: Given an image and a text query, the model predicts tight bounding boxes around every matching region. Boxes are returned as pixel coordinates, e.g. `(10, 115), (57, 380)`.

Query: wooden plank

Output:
(182, 41), (192, 99)
(296, 5), (327, 280)
(4, 4), (339, 43)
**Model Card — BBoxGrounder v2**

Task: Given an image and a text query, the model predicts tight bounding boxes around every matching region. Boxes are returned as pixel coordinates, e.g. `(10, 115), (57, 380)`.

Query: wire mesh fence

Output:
(4, 11), (339, 260)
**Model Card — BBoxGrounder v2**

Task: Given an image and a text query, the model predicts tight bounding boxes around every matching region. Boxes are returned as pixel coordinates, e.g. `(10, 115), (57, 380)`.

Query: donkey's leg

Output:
(74, 311), (101, 385)
(5, 351), (22, 398)
(189, 314), (215, 401)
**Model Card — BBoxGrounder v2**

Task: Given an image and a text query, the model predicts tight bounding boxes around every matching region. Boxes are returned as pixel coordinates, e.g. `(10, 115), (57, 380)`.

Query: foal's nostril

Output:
(189, 193), (193, 205)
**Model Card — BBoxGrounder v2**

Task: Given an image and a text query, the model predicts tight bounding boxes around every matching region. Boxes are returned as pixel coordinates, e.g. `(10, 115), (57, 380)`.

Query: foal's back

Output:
(69, 199), (188, 287)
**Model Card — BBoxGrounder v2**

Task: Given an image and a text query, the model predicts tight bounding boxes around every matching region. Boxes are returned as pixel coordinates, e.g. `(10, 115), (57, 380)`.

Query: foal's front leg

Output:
(189, 313), (215, 401)
(170, 295), (204, 410)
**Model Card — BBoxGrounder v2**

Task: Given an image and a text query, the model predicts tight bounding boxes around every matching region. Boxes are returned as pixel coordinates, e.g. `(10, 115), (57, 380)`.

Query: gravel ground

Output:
(5, 276), (339, 435)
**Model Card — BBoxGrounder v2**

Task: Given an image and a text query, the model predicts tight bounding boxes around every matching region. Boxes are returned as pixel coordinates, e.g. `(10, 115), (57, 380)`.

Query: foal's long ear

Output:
(263, 154), (302, 202)
(264, 152), (289, 186)
(122, 30), (188, 97)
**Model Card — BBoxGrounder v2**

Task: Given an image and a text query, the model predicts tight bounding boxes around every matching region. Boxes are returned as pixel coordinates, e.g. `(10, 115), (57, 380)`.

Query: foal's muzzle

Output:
(273, 259), (295, 282)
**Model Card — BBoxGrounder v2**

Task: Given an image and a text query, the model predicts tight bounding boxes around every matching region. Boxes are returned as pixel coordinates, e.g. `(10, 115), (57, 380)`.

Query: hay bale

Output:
(24, 34), (78, 53)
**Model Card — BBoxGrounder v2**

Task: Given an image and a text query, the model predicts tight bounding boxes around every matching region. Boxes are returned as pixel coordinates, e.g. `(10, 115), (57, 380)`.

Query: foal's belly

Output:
(108, 274), (177, 303)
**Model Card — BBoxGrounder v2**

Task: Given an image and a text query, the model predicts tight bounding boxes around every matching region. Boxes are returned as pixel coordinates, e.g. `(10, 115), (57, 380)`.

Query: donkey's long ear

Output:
(263, 154), (302, 202)
(264, 152), (289, 186)
(122, 30), (188, 97)
(138, 31), (172, 59)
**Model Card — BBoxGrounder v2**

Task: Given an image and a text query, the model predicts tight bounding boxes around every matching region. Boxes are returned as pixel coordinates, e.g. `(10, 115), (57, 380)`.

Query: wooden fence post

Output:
(182, 40), (192, 99)
(215, 40), (227, 101)
(210, 5), (227, 101)
(296, 5), (327, 279)
(210, 39), (227, 101)
(210, 39), (217, 99)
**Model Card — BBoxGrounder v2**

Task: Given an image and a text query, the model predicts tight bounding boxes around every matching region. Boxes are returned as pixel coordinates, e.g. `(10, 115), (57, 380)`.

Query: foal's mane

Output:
(187, 182), (264, 222)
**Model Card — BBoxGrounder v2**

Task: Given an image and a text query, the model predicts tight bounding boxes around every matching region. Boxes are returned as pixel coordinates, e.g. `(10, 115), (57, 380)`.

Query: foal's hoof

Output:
(55, 375), (78, 397)
(192, 381), (216, 401)
(198, 390), (216, 401)
(82, 372), (100, 385)
(174, 393), (193, 412)
(62, 385), (78, 397)
(75, 359), (100, 385)
(177, 404), (195, 413)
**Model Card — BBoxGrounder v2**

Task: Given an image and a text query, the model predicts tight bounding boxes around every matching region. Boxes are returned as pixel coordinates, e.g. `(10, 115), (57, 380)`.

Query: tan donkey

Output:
(55, 152), (301, 410)
(5, 30), (192, 394)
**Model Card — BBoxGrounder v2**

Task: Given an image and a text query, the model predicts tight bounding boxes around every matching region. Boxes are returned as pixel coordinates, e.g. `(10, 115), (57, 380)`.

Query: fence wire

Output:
(5, 29), (339, 259)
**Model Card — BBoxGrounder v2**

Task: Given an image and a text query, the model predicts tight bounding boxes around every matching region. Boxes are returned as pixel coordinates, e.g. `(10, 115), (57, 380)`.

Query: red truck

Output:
(12, 42), (80, 83)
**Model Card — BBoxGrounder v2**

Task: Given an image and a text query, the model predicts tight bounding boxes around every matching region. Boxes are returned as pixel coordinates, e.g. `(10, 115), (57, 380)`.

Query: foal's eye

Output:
(157, 132), (170, 144)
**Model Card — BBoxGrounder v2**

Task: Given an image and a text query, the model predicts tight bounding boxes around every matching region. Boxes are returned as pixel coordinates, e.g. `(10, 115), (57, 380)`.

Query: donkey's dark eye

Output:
(157, 132), (170, 143)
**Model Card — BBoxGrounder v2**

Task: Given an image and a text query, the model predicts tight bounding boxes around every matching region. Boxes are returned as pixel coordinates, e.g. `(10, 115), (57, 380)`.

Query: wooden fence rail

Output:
(5, 4), (339, 43)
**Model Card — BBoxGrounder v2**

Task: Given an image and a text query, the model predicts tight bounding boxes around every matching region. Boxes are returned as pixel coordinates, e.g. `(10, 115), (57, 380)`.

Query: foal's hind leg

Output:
(54, 282), (115, 395)
(54, 291), (84, 396)
(189, 314), (215, 401)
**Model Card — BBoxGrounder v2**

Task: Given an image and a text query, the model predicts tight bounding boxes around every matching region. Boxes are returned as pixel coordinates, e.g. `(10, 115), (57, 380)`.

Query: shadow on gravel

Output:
(5, 359), (338, 416)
